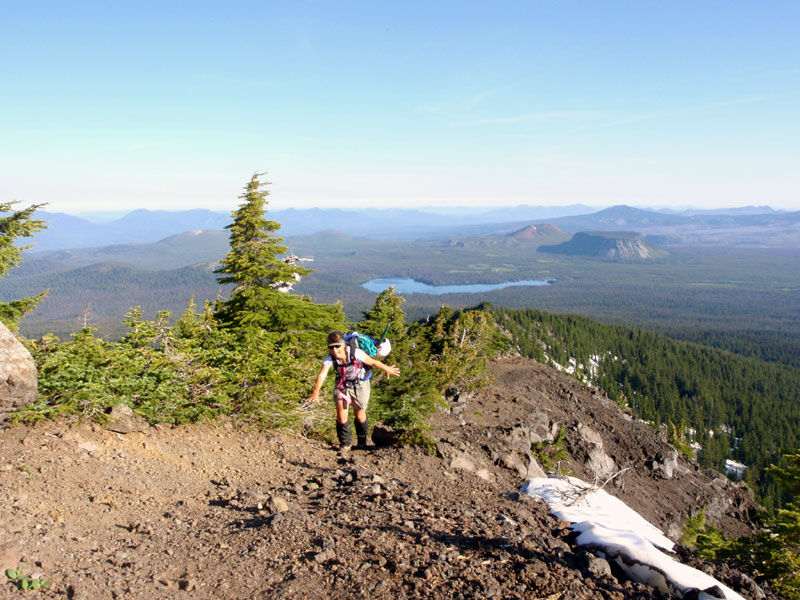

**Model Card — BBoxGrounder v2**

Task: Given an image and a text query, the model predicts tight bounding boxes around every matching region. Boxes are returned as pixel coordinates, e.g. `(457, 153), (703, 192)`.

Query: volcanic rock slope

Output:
(0, 356), (765, 600)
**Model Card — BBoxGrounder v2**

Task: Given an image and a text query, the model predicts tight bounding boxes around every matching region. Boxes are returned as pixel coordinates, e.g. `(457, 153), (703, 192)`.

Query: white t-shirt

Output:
(323, 347), (370, 381)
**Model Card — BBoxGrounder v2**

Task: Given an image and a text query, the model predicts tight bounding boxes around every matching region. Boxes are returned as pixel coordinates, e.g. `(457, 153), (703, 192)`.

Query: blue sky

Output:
(1, 1), (798, 213)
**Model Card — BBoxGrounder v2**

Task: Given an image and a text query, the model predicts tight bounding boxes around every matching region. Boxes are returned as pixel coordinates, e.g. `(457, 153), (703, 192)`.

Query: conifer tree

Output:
(214, 173), (313, 329)
(0, 201), (48, 329)
(357, 286), (406, 348)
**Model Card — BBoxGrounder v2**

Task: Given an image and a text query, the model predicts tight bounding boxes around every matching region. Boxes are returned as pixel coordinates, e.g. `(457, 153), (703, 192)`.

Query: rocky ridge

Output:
(0, 356), (767, 599)
(539, 231), (657, 259)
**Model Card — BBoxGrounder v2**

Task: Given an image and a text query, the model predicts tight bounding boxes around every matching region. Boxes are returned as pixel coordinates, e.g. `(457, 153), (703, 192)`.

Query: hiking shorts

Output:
(334, 379), (371, 412)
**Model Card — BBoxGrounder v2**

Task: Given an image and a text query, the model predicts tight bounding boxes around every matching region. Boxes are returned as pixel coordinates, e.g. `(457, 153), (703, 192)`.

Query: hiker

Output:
(306, 331), (400, 452)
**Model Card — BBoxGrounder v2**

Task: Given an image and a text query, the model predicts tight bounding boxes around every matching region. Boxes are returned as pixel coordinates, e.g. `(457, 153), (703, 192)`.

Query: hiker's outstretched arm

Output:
(306, 364), (331, 404)
(363, 356), (400, 378)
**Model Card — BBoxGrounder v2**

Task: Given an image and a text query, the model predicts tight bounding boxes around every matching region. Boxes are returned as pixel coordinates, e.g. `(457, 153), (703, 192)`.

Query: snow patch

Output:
(522, 476), (746, 600)
(724, 459), (746, 479)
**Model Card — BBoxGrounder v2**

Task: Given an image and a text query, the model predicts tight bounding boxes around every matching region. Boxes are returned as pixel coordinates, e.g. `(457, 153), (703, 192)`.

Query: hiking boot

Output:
(337, 444), (352, 456)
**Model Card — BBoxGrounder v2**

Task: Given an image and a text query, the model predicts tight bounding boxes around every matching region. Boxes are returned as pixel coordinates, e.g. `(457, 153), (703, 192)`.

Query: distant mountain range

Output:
(543, 205), (800, 247)
(29, 205), (595, 252)
(32, 209), (232, 251)
(681, 205), (782, 216)
(543, 205), (800, 233)
(26, 203), (797, 253)
(31, 230), (230, 271)
(432, 205), (800, 247)
(18, 203), (800, 258)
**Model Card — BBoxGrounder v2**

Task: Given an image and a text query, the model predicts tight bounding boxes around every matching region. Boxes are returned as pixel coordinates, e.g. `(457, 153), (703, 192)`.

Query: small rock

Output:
(451, 401), (467, 415)
(450, 453), (477, 473)
(526, 456), (547, 479)
(267, 495), (289, 514)
(371, 424), (398, 447)
(106, 404), (148, 434)
(585, 555), (612, 578)
(500, 452), (528, 477)
(506, 427), (532, 454)
(179, 578), (197, 591)
(475, 468), (493, 482)
(78, 441), (98, 454)
(648, 450), (679, 479)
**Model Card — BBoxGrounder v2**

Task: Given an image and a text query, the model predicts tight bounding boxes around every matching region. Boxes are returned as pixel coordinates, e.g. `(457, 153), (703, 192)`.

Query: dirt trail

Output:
(0, 356), (766, 599)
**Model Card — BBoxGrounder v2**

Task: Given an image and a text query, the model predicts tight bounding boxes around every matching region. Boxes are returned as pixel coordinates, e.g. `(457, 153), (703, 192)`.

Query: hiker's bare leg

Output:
(335, 401), (349, 424)
(354, 408), (366, 424)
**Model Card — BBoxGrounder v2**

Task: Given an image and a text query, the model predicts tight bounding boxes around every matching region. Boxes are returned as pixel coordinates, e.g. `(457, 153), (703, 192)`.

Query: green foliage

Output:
(357, 285), (407, 343)
(5, 566), (50, 591)
(356, 290), (436, 446)
(680, 508), (707, 548)
(531, 426), (572, 475)
(357, 295), (501, 449)
(0, 201), (48, 329)
(18, 297), (342, 428)
(679, 452), (800, 599)
(745, 452), (800, 598)
(680, 508), (731, 561)
(667, 418), (694, 458)
(695, 527), (730, 562)
(17, 307), (232, 425)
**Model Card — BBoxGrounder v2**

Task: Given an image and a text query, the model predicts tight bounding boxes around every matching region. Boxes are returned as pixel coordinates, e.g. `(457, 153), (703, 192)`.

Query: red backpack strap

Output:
(330, 352), (345, 389)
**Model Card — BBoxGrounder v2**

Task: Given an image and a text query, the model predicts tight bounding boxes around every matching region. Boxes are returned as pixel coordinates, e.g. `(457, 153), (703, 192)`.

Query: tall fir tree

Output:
(214, 173), (319, 330)
(0, 201), (48, 330)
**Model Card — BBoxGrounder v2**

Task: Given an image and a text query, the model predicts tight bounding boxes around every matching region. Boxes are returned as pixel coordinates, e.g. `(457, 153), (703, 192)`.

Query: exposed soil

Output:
(0, 356), (768, 599)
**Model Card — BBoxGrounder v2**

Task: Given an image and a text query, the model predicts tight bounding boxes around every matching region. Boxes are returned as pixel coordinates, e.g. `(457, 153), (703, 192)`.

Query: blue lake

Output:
(362, 278), (553, 295)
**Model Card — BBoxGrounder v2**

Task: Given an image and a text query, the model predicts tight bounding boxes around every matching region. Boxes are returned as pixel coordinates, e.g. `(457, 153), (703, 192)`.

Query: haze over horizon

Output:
(58, 202), (791, 225)
(2, 1), (799, 214)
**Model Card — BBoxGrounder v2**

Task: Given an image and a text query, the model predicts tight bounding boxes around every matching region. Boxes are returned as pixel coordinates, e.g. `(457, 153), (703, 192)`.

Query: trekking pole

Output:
(379, 323), (391, 344)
